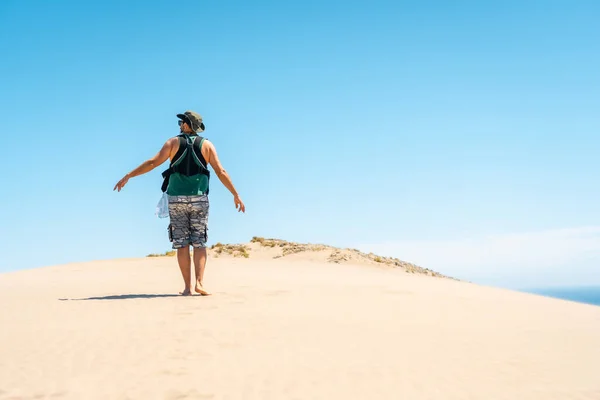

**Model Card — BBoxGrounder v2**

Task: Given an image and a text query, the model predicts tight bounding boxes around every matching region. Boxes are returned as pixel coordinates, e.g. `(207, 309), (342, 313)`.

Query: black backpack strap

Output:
(191, 136), (209, 169)
(191, 136), (210, 195)
(161, 171), (170, 192)
(171, 135), (187, 164)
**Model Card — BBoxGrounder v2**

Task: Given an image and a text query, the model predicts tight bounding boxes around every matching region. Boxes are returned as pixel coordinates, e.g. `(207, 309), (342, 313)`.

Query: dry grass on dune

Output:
(146, 236), (456, 280)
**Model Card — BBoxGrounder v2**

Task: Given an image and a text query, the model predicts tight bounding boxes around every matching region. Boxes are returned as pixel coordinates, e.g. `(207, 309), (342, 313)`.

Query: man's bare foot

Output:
(195, 282), (211, 296)
(179, 288), (193, 296)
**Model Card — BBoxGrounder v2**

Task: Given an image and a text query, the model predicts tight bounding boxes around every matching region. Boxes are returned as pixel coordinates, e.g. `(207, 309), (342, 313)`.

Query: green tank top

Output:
(166, 135), (210, 196)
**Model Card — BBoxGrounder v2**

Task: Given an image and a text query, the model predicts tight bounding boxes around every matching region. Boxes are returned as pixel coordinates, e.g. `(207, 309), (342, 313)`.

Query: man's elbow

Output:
(214, 168), (227, 178)
(145, 159), (159, 170)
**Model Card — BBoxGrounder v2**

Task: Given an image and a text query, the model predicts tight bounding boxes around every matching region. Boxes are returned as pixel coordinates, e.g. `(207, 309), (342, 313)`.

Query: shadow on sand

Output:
(58, 293), (183, 301)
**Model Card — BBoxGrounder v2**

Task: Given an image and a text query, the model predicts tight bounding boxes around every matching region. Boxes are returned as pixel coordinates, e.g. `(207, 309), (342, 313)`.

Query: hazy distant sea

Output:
(523, 286), (600, 307)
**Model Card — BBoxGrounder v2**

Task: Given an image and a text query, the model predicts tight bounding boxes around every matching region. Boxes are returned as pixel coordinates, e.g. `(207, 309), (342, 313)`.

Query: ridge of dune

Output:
(147, 236), (458, 281)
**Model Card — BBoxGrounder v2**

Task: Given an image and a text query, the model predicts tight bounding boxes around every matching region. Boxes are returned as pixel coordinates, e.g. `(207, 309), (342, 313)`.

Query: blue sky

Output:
(0, 0), (599, 289)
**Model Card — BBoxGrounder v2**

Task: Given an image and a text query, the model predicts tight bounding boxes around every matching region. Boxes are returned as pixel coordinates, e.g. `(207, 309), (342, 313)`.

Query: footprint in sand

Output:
(265, 290), (290, 297)
(166, 389), (215, 400)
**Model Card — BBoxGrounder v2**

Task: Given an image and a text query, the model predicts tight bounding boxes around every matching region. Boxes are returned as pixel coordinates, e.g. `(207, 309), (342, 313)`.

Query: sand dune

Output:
(1, 239), (599, 400)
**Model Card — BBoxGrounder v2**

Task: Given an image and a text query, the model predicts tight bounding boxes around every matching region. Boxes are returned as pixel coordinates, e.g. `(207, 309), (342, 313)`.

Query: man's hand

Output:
(234, 195), (245, 213)
(114, 174), (130, 192)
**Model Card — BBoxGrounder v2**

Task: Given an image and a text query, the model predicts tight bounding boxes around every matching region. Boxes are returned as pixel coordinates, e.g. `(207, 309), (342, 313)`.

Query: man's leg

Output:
(189, 195), (210, 295)
(178, 246), (193, 295)
(168, 197), (194, 296)
(193, 247), (210, 295)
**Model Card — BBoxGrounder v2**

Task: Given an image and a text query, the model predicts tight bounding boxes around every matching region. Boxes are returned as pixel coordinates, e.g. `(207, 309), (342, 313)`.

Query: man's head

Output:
(177, 110), (205, 134)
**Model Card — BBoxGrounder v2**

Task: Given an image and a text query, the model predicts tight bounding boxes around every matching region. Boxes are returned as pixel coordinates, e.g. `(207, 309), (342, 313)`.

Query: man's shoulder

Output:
(200, 137), (213, 148)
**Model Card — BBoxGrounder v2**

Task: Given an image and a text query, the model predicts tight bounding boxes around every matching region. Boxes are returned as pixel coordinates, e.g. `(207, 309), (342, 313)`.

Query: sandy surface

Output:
(1, 245), (600, 400)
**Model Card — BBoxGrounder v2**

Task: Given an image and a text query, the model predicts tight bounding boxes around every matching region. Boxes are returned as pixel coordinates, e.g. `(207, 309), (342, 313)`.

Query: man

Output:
(114, 110), (245, 296)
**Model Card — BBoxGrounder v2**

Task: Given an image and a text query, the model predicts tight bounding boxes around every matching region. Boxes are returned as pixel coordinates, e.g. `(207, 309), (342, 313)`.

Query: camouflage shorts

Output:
(167, 195), (209, 249)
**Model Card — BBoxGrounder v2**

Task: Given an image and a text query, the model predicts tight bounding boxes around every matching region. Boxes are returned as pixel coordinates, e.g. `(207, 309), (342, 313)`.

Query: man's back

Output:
(167, 133), (212, 165)
(165, 133), (211, 197)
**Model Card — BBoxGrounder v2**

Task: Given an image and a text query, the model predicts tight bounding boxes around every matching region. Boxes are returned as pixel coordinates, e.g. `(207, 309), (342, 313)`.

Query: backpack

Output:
(160, 134), (210, 194)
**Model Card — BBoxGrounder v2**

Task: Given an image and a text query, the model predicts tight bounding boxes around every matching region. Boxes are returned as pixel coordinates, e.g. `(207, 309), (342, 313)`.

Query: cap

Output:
(177, 110), (205, 132)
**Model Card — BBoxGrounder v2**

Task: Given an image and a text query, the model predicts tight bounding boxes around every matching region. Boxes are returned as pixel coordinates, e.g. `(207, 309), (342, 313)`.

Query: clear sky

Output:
(1, 0), (599, 290)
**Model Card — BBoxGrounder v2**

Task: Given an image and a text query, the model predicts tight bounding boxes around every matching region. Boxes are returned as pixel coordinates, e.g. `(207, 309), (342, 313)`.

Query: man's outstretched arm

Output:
(206, 140), (245, 213)
(114, 139), (174, 192)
